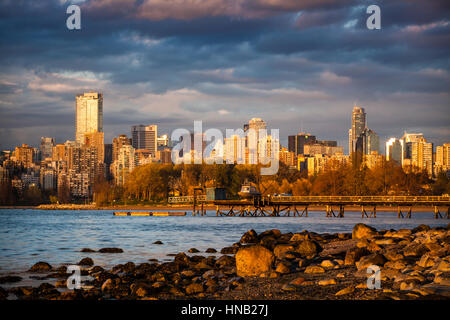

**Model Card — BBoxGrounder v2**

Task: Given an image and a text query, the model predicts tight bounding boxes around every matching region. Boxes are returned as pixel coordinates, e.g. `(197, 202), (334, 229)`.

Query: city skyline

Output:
(0, 1), (449, 151)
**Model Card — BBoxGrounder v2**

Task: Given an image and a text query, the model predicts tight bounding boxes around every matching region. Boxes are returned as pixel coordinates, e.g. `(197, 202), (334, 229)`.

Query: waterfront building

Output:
(303, 144), (344, 157)
(288, 133), (317, 155)
(411, 137), (433, 176)
(434, 143), (450, 175)
(75, 92), (103, 144)
(349, 106), (366, 154)
(13, 144), (38, 168)
(386, 138), (404, 164)
(157, 134), (170, 147)
(113, 145), (137, 185)
(40, 137), (55, 160)
(131, 125), (157, 156)
(279, 147), (296, 167)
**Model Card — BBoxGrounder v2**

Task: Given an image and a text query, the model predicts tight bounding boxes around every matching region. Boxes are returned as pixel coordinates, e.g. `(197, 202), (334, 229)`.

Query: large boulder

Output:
(240, 229), (259, 244)
(352, 224), (377, 239)
(29, 261), (52, 272)
(345, 247), (370, 265)
(273, 244), (296, 259)
(235, 245), (275, 277)
(295, 240), (322, 257)
(356, 253), (387, 270)
(98, 247), (123, 253)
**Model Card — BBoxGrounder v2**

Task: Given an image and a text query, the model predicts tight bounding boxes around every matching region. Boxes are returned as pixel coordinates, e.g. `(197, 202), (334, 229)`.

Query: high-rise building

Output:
(288, 133), (317, 155)
(131, 125), (158, 156)
(113, 145), (136, 185)
(224, 134), (246, 164)
(75, 92), (103, 144)
(157, 134), (170, 147)
(349, 106), (366, 154)
(112, 135), (132, 163)
(40, 137), (55, 160)
(13, 144), (37, 168)
(83, 131), (105, 163)
(401, 132), (424, 161)
(435, 143), (450, 174)
(411, 137), (433, 176)
(386, 138), (404, 164)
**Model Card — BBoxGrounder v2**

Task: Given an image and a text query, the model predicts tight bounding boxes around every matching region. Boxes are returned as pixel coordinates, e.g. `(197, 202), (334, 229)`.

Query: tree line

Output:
(1, 159), (449, 206)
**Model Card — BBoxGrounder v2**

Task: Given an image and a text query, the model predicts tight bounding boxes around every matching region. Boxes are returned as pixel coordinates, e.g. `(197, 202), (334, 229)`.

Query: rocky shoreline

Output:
(0, 223), (449, 300)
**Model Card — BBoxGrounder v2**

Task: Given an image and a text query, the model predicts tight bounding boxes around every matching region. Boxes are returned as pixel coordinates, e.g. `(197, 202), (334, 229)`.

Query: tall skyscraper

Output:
(401, 132), (424, 160)
(349, 106), (366, 154)
(386, 138), (404, 164)
(75, 92), (103, 144)
(131, 125), (158, 156)
(224, 134), (246, 164)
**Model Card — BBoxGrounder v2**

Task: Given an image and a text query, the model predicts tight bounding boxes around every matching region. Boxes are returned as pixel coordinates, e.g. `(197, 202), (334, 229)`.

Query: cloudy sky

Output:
(0, 0), (449, 152)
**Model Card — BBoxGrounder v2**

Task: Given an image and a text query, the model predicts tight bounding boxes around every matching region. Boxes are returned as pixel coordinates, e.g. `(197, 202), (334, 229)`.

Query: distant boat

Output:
(238, 184), (261, 199)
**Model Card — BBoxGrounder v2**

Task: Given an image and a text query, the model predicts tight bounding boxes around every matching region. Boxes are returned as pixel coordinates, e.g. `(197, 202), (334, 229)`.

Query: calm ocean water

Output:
(0, 209), (448, 276)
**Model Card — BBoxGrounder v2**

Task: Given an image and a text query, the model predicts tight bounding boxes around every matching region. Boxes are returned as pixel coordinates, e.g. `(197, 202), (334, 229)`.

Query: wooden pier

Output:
(168, 195), (450, 219)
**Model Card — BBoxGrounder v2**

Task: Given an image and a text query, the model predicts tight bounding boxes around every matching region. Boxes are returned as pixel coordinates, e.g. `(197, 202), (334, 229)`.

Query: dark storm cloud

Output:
(0, 0), (448, 150)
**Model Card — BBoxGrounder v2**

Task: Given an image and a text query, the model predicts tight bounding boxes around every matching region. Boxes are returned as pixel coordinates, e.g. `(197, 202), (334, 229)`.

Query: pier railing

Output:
(268, 195), (450, 204)
(168, 195), (206, 203)
(168, 195), (449, 204)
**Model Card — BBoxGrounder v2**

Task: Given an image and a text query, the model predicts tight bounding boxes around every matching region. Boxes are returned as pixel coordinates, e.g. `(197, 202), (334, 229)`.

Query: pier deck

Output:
(168, 195), (450, 218)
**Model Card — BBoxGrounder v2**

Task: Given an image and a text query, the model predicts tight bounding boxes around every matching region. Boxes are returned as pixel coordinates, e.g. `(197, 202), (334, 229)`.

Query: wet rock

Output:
(384, 260), (407, 270)
(221, 246), (239, 255)
(80, 248), (96, 253)
(275, 262), (291, 274)
(320, 260), (336, 268)
(235, 245), (275, 277)
(352, 223), (377, 239)
(78, 257), (94, 266)
(153, 241), (163, 245)
(240, 229), (258, 244)
(290, 277), (305, 286)
(295, 240), (322, 257)
(412, 224), (431, 233)
(336, 286), (355, 296)
(273, 244), (295, 259)
(174, 252), (190, 265)
(55, 280), (67, 288)
(345, 247), (370, 265)
(188, 248), (200, 253)
(403, 244), (429, 257)
(318, 279), (337, 286)
(356, 253), (387, 270)
(304, 266), (325, 274)
(399, 280), (420, 291)
(29, 261), (52, 272)
(216, 255), (235, 268)
(186, 283), (204, 295)
(90, 266), (104, 274)
(437, 260), (450, 272)
(281, 283), (297, 291)
(290, 233), (309, 242)
(205, 248), (217, 253)
(417, 255), (435, 268)
(101, 278), (114, 292)
(384, 250), (404, 261)
(98, 247), (123, 253)
(0, 276), (22, 284)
